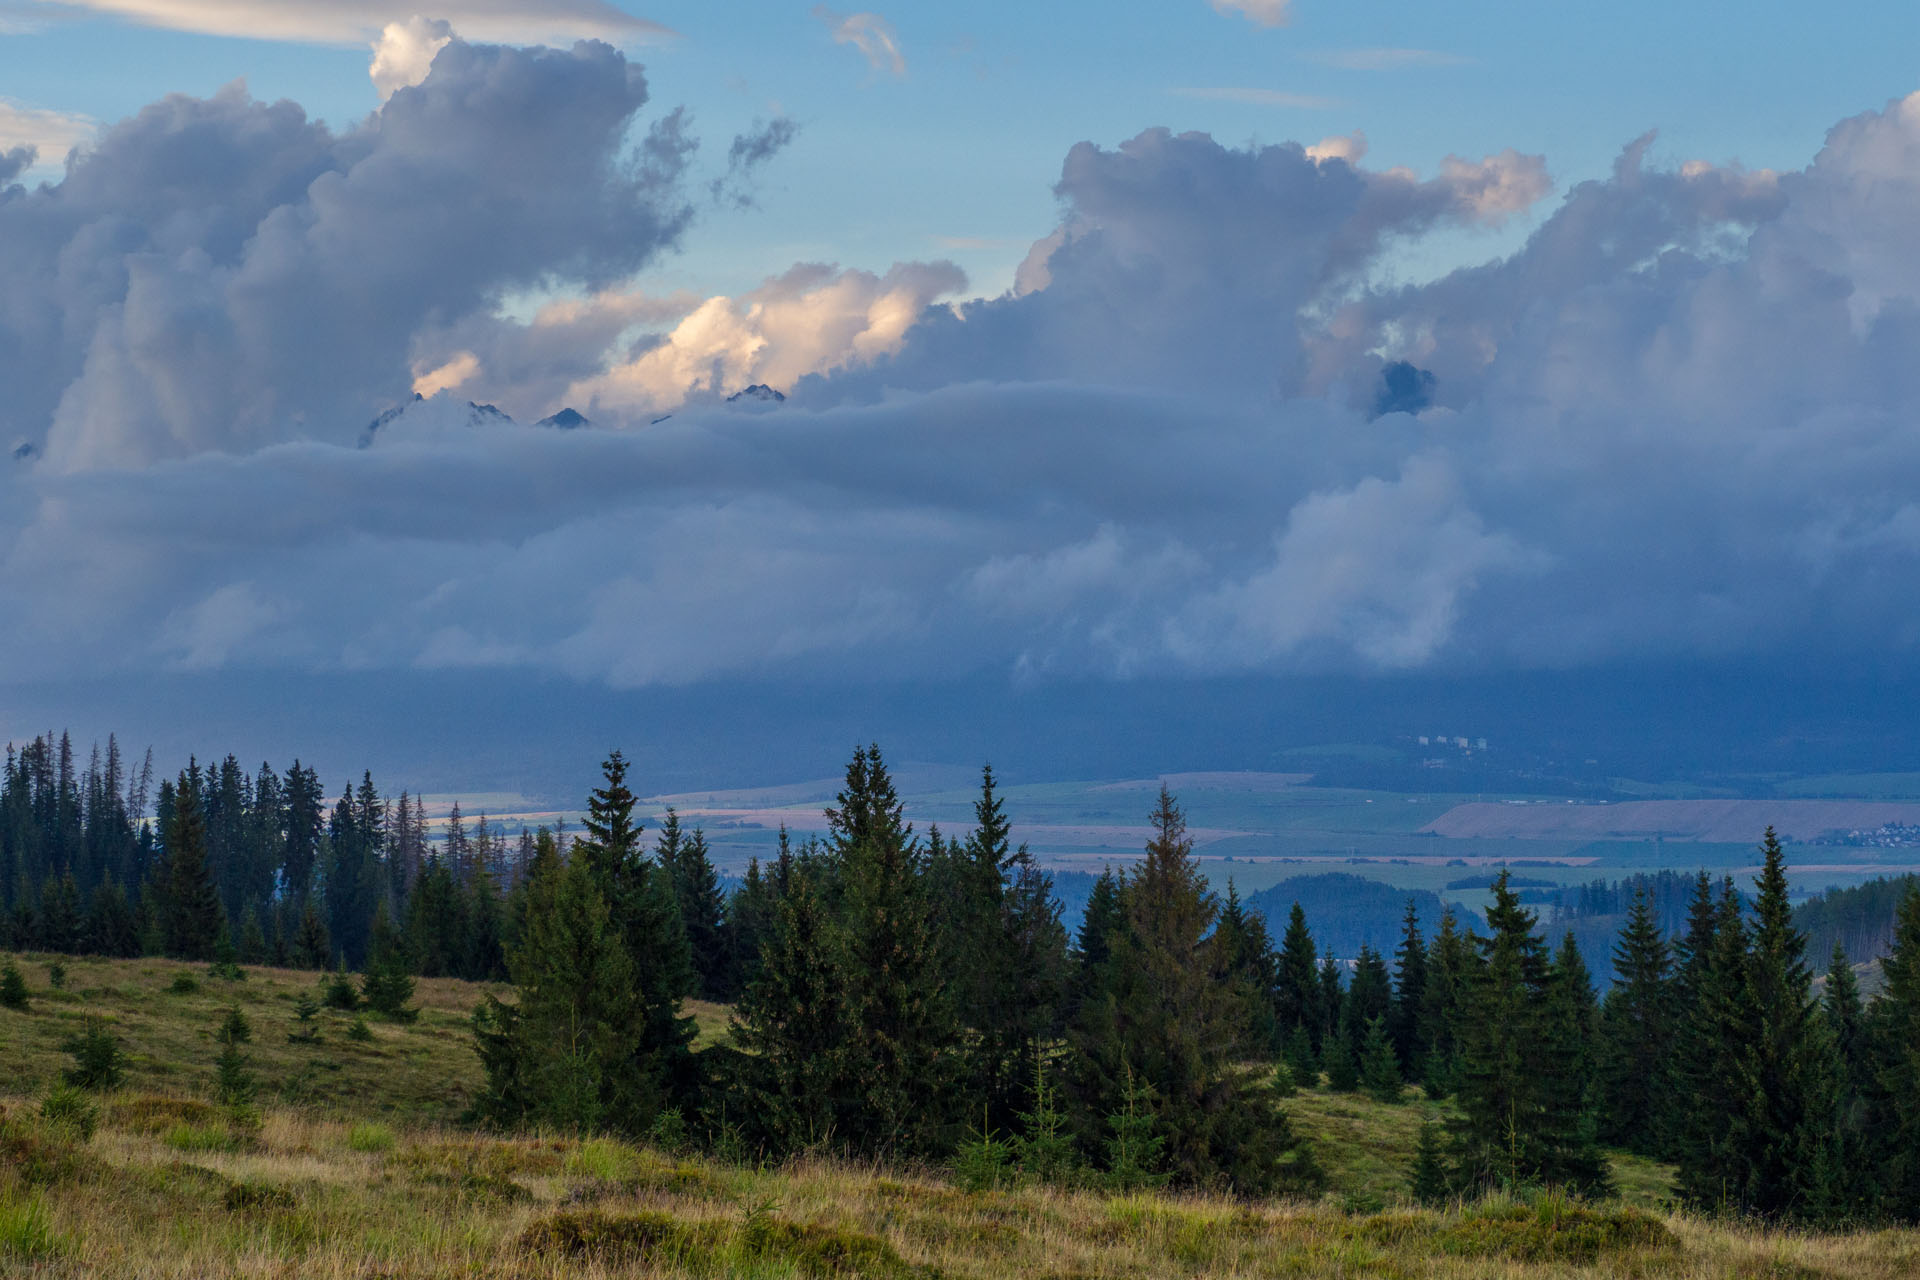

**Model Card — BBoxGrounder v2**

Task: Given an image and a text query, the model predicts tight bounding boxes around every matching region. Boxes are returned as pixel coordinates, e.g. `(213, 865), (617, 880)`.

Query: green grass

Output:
(4, 954), (1916, 1278)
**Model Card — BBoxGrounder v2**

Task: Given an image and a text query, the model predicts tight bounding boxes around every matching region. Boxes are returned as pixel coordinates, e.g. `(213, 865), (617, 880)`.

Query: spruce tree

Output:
(723, 856), (776, 998)
(1343, 944), (1393, 1061)
(1868, 886), (1920, 1220)
(832, 745), (957, 1155)
(1598, 887), (1673, 1153)
(1451, 871), (1606, 1195)
(1389, 900), (1427, 1077)
(574, 752), (697, 1106)
(1215, 882), (1280, 1055)
(1068, 787), (1317, 1194)
(670, 823), (729, 1001)
(85, 876), (139, 958)
(1675, 833), (1836, 1220)
(0, 959), (28, 1009)
(1360, 1016), (1404, 1104)
(1739, 829), (1836, 1219)
(1539, 932), (1612, 1195)
(157, 766), (223, 961)
(361, 902), (418, 1021)
(479, 830), (653, 1133)
(950, 765), (1069, 1133)
(1822, 942), (1872, 1216)
(1418, 908), (1472, 1097)
(1274, 902), (1322, 1051)
(292, 898), (330, 969)
(1408, 1118), (1453, 1207)
(729, 858), (856, 1153)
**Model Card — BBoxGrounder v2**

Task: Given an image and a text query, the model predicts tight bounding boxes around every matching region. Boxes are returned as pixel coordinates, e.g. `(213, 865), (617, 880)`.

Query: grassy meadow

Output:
(2, 953), (1916, 1278)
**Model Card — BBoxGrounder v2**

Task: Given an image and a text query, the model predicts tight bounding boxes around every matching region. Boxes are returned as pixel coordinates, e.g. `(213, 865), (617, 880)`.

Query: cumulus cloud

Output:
(0, 39), (696, 470)
(551, 261), (966, 415)
(9, 73), (1920, 694)
(35, 1), (666, 44)
(1210, 0), (1292, 28)
(369, 15), (454, 98)
(812, 5), (905, 76)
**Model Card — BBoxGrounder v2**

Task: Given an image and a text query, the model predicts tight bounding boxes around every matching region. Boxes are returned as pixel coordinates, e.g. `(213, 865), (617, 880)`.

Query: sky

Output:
(4, 1), (1920, 787)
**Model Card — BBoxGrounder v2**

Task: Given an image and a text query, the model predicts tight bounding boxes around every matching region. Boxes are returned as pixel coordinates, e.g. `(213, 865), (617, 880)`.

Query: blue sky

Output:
(6, 0), (1918, 297)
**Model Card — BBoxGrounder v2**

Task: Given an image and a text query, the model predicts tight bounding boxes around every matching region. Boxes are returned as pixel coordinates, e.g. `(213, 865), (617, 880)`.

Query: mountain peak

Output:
(727, 383), (786, 404)
(535, 407), (589, 430)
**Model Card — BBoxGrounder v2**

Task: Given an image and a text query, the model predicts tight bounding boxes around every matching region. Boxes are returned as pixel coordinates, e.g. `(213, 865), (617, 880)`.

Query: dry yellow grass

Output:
(2, 955), (1914, 1278)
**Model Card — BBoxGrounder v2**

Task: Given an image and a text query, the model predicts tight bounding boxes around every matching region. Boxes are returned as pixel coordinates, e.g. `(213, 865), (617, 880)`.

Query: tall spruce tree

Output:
(1389, 900), (1428, 1077)
(574, 751), (698, 1105)
(951, 765), (1069, 1132)
(670, 822), (729, 1001)
(729, 856), (856, 1153)
(1822, 942), (1873, 1217)
(157, 765), (222, 961)
(475, 829), (653, 1133)
(1068, 787), (1317, 1194)
(1675, 832), (1836, 1220)
(1214, 882), (1281, 1057)
(830, 744), (957, 1155)
(1274, 902), (1322, 1051)
(1598, 887), (1674, 1153)
(1419, 907), (1472, 1097)
(1867, 886), (1920, 1220)
(1451, 871), (1607, 1194)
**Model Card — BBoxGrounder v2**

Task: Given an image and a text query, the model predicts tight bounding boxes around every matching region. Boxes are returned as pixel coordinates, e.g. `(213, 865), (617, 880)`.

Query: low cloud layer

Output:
(5, 54), (1920, 692)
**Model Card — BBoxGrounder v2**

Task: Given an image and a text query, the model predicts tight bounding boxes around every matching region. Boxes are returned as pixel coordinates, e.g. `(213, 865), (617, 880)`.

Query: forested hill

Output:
(1245, 874), (1458, 960)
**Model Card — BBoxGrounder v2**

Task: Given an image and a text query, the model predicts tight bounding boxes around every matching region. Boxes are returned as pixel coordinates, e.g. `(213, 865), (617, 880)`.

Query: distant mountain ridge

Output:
(361, 394), (590, 444)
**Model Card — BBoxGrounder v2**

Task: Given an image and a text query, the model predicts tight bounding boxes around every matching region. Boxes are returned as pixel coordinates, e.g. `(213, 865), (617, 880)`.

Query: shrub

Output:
(952, 1115), (1015, 1193)
(346, 1123), (395, 1154)
(59, 1021), (126, 1091)
(217, 1006), (252, 1045)
(223, 1181), (296, 1212)
(517, 1210), (704, 1263)
(322, 965), (360, 1011)
(39, 1087), (99, 1143)
(288, 992), (321, 1043)
(346, 1017), (373, 1043)
(214, 1043), (255, 1106)
(0, 961), (29, 1009)
(168, 973), (199, 995)
(45, 962), (65, 990)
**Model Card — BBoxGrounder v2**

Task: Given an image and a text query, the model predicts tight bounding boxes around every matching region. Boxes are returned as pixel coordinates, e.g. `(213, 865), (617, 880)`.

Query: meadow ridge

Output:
(2, 954), (1915, 1279)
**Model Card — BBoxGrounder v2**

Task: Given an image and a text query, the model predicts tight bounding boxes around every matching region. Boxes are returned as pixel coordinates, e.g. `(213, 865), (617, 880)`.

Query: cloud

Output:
(10, 74), (1920, 695)
(369, 15), (454, 99)
(812, 5), (905, 76)
(34, 1), (667, 44)
(1209, 0), (1292, 28)
(561, 260), (968, 415)
(0, 98), (96, 177)
(1309, 48), (1472, 71)
(0, 39), (697, 469)
(1170, 87), (1340, 110)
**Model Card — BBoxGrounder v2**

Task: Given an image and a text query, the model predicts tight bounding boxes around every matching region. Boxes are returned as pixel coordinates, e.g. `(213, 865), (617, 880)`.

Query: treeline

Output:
(0, 732), (740, 994)
(468, 746), (1920, 1223)
(1545, 868), (1919, 978)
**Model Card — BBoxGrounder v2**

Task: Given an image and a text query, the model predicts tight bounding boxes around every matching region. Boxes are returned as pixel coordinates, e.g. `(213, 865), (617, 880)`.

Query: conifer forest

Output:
(7, 729), (1920, 1251)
